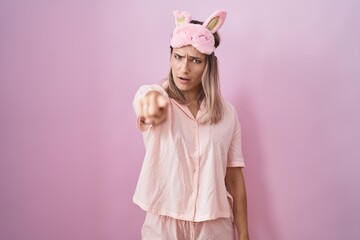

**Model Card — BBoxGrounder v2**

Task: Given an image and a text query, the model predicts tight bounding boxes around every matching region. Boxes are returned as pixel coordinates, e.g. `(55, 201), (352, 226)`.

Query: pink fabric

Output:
(132, 84), (245, 222)
(141, 212), (234, 240)
(170, 10), (227, 55)
(171, 24), (215, 55)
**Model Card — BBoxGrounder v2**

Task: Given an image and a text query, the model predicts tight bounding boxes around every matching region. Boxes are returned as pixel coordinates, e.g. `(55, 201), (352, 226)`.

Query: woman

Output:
(133, 10), (250, 240)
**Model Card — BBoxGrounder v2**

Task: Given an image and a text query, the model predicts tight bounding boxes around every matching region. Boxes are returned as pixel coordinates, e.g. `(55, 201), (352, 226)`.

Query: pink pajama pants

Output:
(141, 212), (235, 240)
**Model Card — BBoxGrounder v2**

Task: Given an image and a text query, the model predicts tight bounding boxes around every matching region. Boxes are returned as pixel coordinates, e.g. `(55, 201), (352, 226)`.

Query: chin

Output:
(174, 82), (189, 91)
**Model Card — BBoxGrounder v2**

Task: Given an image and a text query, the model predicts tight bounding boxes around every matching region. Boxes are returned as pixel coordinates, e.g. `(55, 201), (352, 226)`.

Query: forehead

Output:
(173, 45), (205, 58)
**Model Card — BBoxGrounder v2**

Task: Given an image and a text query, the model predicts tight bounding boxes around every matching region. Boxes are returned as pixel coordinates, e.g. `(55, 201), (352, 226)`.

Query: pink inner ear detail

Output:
(173, 10), (192, 26)
(202, 10), (227, 34)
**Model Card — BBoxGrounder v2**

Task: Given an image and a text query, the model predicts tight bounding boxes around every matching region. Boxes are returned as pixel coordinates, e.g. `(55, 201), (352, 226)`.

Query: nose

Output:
(179, 59), (190, 74)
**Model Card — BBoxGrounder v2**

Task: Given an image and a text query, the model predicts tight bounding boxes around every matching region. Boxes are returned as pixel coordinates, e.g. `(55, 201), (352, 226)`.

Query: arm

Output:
(225, 167), (250, 240)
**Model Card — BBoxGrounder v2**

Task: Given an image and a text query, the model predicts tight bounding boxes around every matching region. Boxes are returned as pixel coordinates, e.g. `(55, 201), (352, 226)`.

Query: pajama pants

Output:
(141, 212), (235, 240)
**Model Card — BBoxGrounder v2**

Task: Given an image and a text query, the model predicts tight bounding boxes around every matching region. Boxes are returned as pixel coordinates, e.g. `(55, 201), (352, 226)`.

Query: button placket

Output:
(192, 120), (200, 220)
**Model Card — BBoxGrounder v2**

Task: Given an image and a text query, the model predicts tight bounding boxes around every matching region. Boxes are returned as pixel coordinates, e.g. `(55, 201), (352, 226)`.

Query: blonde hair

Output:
(165, 51), (224, 124)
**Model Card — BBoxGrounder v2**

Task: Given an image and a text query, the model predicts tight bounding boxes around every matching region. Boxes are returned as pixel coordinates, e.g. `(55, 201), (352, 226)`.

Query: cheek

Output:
(195, 66), (205, 79)
(171, 61), (179, 71)
(171, 64), (176, 75)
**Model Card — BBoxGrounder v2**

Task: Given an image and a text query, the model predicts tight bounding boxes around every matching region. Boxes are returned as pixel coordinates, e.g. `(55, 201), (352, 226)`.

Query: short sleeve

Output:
(227, 109), (245, 167)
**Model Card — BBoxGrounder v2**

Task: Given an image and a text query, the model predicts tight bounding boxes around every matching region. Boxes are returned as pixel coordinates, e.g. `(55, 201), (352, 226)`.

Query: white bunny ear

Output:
(203, 10), (227, 33)
(173, 10), (191, 26)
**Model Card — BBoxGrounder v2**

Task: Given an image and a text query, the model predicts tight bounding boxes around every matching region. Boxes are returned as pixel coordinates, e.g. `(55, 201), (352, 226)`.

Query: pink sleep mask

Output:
(170, 10), (227, 55)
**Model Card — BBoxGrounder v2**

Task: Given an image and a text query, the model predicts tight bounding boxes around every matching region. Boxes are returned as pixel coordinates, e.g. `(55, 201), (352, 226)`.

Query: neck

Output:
(183, 87), (201, 104)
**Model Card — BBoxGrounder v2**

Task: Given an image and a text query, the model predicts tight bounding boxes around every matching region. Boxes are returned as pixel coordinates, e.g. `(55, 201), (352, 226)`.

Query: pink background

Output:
(1, 0), (359, 239)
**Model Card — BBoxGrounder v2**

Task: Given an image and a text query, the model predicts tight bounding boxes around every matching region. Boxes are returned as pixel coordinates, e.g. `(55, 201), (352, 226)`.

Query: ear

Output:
(173, 10), (191, 26)
(203, 10), (227, 33)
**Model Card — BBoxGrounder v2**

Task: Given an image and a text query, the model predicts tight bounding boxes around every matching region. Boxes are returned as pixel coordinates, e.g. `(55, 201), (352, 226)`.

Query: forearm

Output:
(226, 167), (249, 239)
(233, 181), (249, 239)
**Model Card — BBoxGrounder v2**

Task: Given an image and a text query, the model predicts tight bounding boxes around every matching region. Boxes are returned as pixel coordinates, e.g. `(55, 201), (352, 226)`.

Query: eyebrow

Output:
(174, 53), (204, 60)
(189, 56), (203, 60)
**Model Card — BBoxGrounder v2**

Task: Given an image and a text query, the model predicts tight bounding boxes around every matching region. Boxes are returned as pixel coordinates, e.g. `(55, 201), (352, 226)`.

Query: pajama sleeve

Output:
(227, 108), (245, 167)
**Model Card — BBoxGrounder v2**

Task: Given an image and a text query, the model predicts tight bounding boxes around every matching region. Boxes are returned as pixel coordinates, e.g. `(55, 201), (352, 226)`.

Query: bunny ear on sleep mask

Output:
(170, 10), (227, 55)
(203, 10), (227, 34)
(173, 10), (191, 26)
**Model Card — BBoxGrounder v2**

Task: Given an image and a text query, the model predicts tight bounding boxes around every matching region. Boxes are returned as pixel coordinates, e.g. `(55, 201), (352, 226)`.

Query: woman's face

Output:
(171, 45), (206, 98)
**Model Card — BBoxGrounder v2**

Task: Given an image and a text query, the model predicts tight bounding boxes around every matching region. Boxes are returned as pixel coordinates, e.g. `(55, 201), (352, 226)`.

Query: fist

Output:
(138, 91), (168, 127)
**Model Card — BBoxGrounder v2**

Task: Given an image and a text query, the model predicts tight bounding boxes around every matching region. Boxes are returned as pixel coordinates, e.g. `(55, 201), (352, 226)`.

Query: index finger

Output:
(147, 92), (159, 116)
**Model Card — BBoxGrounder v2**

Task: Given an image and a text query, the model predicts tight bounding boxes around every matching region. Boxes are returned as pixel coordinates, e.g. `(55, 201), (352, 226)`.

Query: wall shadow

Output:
(232, 88), (281, 240)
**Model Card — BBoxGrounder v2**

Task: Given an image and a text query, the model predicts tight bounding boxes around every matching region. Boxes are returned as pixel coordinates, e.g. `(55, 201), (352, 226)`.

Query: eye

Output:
(192, 59), (202, 64)
(174, 54), (182, 60)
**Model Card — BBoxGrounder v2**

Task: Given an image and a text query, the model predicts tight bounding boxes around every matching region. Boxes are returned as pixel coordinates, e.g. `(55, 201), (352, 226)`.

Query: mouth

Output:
(178, 77), (191, 84)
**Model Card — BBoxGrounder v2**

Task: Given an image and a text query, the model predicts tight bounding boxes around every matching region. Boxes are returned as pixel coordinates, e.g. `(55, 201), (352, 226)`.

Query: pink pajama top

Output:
(133, 84), (245, 222)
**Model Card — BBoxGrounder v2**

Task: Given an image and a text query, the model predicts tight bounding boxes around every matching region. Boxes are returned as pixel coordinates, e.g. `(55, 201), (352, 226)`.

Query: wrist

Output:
(239, 235), (249, 240)
(238, 231), (249, 240)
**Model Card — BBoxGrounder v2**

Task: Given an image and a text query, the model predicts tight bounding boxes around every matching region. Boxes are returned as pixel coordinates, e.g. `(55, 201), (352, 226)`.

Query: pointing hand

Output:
(138, 91), (168, 127)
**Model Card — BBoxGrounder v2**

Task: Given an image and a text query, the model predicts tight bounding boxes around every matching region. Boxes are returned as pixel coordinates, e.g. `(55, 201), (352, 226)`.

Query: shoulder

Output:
(134, 82), (169, 99)
(219, 98), (242, 129)
(222, 98), (237, 116)
(137, 83), (166, 94)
